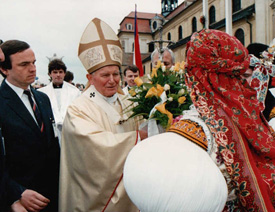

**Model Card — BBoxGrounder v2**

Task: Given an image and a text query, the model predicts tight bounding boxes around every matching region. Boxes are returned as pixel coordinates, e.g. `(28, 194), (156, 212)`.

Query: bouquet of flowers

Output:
(127, 60), (192, 130)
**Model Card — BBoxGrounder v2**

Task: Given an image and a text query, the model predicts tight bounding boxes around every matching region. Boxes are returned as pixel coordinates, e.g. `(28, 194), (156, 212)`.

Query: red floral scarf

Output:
(186, 29), (275, 211)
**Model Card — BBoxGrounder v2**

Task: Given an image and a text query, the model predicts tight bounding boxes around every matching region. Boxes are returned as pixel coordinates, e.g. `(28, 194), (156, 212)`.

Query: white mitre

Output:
(123, 132), (228, 212)
(78, 18), (122, 74)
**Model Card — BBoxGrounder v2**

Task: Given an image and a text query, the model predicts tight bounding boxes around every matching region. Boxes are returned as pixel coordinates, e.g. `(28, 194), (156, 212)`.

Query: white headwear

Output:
(124, 132), (228, 212)
(78, 18), (122, 74)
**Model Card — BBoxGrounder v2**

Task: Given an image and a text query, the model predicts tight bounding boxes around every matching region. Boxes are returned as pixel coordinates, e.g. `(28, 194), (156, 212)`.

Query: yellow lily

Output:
(178, 96), (186, 104)
(155, 103), (173, 127)
(151, 68), (158, 78)
(134, 77), (143, 87)
(145, 87), (158, 98)
(156, 84), (164, 97)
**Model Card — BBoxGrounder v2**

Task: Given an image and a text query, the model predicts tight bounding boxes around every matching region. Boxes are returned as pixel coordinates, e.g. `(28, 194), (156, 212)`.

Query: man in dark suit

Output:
(0, 40), (60, 212)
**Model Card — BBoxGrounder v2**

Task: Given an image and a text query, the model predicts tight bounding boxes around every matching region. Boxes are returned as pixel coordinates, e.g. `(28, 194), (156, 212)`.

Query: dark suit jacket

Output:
(0, 80), (60, 212)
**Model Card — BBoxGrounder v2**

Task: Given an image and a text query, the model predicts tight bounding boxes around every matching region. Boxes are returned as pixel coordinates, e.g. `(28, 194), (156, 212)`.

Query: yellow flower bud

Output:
(180, 61), (186, 69)
(151, 68), (158, 78)
(134, 77), (143, 87)
(156, 60), (162, 69)
(128, 88), (136, 97)
(174, 62), (180, 72)
(178, 96), (186, 104)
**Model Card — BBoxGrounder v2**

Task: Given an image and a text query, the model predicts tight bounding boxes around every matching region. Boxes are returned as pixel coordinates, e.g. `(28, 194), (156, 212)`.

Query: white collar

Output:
(5, 79), (31, 98)
(96, 89), (118, 104)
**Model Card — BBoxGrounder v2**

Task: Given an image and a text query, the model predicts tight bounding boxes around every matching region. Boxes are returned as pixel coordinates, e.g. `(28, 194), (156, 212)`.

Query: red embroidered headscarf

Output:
(186, 29), (275, 211)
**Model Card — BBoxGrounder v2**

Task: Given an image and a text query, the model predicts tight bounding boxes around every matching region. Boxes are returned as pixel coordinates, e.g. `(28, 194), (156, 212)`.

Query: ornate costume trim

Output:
(168, 119), (208, 151)
(232, 122), (269, 212)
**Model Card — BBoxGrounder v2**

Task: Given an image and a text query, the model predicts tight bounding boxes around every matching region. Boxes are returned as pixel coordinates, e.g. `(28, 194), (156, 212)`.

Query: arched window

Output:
(209, 6), (216, 25)
(192, 17), (197, 33)
(167, 32), (171, 41)
(235, 28), (245, 45)
(233, 0), (241, 13)
(126, 23), (133, 30)
(178, 25), (182, 40)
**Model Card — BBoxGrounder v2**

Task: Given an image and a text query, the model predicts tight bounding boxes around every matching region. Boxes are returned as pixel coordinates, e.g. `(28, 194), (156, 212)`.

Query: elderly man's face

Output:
(162, 50), (173, 69)
(88, 65), (120, 97)
(0, 48), (4, 62)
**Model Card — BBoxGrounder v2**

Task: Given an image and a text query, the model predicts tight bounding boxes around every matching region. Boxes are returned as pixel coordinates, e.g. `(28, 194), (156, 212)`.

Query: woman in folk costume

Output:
(59, 18), (144, 212)
(184, 29), (275, 211)
(123, 29), (275, 212)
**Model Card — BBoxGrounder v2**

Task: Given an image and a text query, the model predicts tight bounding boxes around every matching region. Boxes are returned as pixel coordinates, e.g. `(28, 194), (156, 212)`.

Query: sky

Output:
(0, 0), (184, 85)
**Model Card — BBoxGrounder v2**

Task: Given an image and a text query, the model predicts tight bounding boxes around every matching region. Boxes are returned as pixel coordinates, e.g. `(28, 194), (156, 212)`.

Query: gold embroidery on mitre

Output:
(107, 44), (122, 63)
(84, 46), (106, 69)
(168, 119), (208, 151)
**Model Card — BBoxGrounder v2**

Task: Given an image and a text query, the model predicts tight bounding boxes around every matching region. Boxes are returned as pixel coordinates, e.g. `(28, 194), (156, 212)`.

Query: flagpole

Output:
(202, 0), (209, 29)
(225, 0), (232, 35)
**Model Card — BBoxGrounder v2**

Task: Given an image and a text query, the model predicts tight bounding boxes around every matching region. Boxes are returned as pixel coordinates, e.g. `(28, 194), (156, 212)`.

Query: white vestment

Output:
(59, 85), (139, 212)
(39, 81), (81, 141)
(122, 85), (129, 95)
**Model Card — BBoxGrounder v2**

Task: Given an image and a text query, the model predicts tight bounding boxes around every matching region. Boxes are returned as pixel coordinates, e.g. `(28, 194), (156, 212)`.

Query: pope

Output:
(58, 18), (146, 212)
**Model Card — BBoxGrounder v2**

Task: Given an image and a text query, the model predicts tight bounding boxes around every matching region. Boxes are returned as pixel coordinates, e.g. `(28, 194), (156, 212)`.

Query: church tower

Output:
(161, 0), (178, 17)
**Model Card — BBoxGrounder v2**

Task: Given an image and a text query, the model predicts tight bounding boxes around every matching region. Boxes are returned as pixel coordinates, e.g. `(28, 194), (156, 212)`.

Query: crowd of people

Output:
(0, 17), (275, 212)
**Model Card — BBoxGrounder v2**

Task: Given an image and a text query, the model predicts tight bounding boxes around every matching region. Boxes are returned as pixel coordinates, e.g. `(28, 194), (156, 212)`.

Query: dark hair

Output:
(64, 70), (74, 82)
(0, 40), (30, 77)
(247, 43), (269, 59)
(123, 65), (139, 76)
(48, 59), (67, 74)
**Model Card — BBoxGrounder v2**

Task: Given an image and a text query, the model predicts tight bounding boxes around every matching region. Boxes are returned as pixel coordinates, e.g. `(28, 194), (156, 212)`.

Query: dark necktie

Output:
(23, 89), (44, 132)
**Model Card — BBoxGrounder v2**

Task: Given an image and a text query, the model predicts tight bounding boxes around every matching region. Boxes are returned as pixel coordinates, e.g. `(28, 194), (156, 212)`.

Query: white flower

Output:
(162, 66), (166, 72)
(135, 88), (141, 93)
(178, 89), (185, 95)
(179, 69), (184, 75)
(147, 74), (152, 80)
(170, 66), (175, 71)
(168, 97), (173, 101)
(164, 84), (170, 91)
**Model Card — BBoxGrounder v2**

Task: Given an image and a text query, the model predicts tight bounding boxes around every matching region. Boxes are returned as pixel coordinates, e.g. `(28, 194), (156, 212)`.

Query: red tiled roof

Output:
(121, 11), (162, 22)
(119, 12), (162, 33)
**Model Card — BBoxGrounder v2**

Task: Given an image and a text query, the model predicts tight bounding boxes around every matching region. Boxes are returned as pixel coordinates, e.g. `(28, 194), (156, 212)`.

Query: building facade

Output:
(118, 0), (275, 77)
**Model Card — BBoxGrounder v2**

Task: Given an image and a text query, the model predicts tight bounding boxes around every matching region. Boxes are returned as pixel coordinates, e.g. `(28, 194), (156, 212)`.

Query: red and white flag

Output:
(134, 4), (144, 76)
